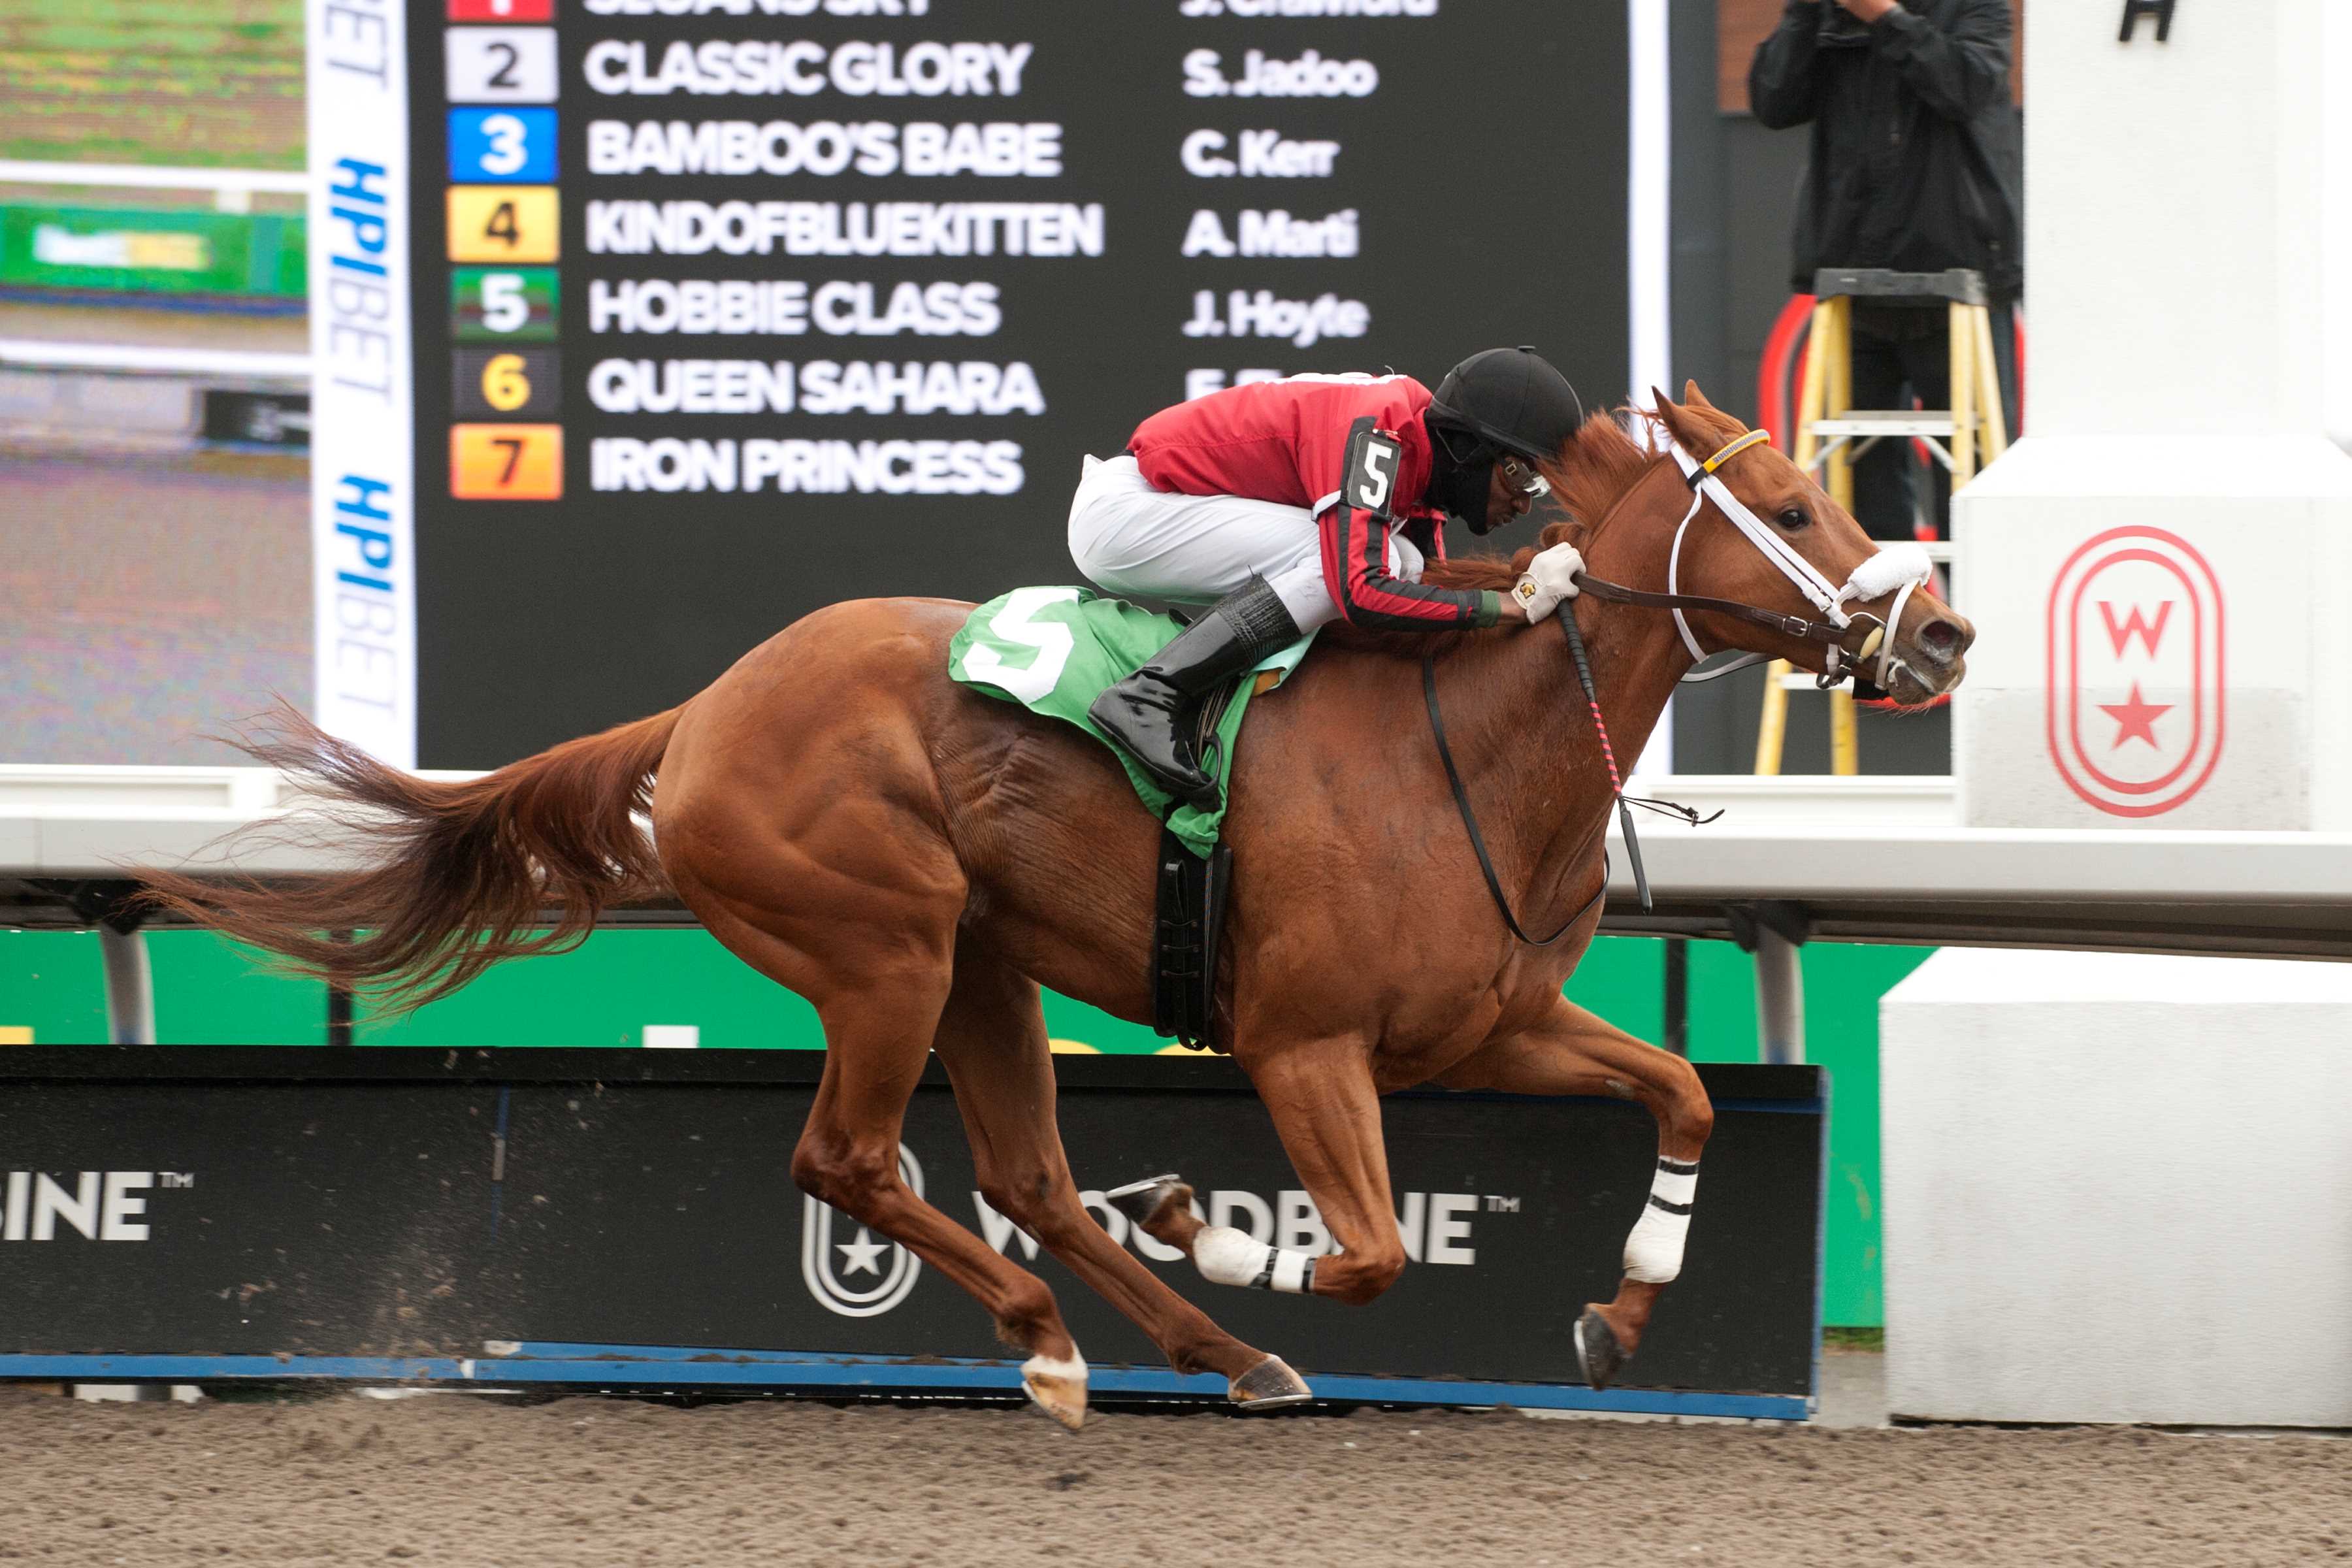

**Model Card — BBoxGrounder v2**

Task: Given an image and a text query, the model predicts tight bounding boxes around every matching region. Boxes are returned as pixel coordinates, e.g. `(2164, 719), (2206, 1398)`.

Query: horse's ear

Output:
(1682, 380), (1714, 411)
(1650, 387), (1701, 450)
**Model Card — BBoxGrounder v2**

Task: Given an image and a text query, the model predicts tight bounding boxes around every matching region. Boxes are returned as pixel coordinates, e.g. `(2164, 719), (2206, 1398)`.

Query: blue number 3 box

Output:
(449, 107), (557, 184)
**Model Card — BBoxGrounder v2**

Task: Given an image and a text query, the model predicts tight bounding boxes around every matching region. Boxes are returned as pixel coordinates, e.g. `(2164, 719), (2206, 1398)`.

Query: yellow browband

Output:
(1693, 429), (1771, 479)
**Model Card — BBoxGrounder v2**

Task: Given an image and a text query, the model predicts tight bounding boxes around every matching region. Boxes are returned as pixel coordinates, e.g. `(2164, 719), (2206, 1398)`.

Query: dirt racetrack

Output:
(0, 1384), (2341, 1567)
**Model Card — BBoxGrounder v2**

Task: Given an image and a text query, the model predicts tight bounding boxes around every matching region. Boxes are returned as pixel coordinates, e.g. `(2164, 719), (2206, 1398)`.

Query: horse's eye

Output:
(1774, 506), (1810, 532)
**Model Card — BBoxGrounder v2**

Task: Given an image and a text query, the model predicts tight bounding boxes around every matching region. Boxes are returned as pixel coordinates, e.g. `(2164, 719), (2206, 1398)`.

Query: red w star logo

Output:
(2098, 681), (2170, 749)
(2047, 527), (2225, 818)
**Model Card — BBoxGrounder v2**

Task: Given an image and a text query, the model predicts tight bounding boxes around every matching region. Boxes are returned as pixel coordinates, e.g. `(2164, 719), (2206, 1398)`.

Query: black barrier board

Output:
(403, 1), (1631, 764)
(0, 1050), (1820, 1415)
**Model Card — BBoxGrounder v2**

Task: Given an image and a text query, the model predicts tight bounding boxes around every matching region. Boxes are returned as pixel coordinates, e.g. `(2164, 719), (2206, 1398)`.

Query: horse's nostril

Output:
(1918, 617), (1964, 660)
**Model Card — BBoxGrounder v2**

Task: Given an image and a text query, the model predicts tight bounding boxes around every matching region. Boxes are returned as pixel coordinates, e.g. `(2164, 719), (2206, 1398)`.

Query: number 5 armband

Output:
(1340, 419), (1403, 521)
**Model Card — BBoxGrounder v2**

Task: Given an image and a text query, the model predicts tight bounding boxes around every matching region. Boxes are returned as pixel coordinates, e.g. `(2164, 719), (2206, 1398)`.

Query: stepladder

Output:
(1757, 267), (2007, 776)
(1794, 266), (2010, 511)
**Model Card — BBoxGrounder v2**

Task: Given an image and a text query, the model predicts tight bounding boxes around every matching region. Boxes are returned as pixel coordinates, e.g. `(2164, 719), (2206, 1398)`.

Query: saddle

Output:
(947, 588), (1306, 1052)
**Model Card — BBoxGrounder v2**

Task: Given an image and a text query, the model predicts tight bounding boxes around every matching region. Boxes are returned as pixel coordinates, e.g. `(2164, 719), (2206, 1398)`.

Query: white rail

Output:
(0, 159), (306, 214)
(9, 765), (2349, 1047)
(0, 339), (311, 381)
(7, 764), (2345, 932)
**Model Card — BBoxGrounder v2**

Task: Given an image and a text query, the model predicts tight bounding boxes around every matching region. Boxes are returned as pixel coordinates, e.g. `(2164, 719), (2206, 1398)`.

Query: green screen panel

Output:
(1684, 939), (1936, 1328)
(358, 929), (822, 1049)
(0, 928), (108, 1045)
(0, 928), (325, 1045)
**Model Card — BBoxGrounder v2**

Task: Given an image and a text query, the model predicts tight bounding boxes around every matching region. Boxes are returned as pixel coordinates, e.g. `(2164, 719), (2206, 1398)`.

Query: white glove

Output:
(1511, 542), (1585, 623)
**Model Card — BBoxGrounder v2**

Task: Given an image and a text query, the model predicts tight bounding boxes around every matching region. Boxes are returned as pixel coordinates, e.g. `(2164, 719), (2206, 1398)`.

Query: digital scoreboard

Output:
(309, 0), (1630, 767)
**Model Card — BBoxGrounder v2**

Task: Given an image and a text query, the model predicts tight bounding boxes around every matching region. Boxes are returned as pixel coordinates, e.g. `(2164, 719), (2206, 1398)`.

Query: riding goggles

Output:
(1497, 453), (1552, 500)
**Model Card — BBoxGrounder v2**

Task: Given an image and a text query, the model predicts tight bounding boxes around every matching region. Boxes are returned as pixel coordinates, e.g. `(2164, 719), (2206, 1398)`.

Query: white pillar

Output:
(2325, 2), (2352, 453)
(1954, 0), (2352, 830)
(1626, 0), (1673, 777)
(2025, 6), (2325, 436)
(1882, 949), (2352, 1426)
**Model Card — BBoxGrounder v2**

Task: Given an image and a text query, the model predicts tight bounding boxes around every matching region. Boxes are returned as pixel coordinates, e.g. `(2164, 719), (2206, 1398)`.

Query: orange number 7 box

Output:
(450, 423), (563, 499)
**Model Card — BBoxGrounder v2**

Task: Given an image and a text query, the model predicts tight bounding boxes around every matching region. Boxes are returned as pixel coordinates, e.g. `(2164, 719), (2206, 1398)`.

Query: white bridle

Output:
(1664, 430), (1934, 689)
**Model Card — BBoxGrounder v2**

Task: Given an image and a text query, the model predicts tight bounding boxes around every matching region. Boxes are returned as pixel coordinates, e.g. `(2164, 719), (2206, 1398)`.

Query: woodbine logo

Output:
(802, 1145), (927, 1316)
(800, 1144), (1491, 1318)
(985, 1184), (1488, 1270)
(1, 1171), (191, 1242)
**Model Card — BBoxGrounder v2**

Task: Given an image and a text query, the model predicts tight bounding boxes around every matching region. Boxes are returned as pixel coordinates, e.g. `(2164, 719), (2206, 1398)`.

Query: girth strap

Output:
(1152, 829), (1233, 1049)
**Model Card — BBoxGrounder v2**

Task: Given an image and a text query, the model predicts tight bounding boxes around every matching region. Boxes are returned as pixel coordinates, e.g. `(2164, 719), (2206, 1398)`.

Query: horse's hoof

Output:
(1021, 1348), (1088, 1431)
(1575, 1306), (1627, 1391)
(1229, 1354), (1313, 1412)
(1105, 1173), (1186, 1228)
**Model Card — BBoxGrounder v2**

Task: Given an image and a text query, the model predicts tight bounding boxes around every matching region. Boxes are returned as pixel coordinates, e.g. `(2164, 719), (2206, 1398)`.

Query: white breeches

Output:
(1066, 453), (1422, 630)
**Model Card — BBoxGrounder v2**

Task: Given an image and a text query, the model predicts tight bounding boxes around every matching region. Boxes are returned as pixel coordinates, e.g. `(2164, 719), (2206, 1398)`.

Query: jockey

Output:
(1070, 346), (1591, 806)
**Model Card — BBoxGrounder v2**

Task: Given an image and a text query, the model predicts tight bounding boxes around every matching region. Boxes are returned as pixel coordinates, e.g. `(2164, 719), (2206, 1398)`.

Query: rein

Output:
(1425, 604), (1718, 939)
(1421, 649), (1607, 945)
(1431, 425), (1918, 943)
(1572, 572), (1857, 653)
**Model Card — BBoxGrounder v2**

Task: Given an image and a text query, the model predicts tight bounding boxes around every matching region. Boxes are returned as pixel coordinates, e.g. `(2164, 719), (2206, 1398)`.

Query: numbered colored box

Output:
(448, 186), (559, 263)
(449, 0), (551, 20)
(449, 107), (557, 183)
(453, 348), (562, 418)
(446, 27), (558, 103)
(452, 266), (558, 341)
(451, 423), (563, 500)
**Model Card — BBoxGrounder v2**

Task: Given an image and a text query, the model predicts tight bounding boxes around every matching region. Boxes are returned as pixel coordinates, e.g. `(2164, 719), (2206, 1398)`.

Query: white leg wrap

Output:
(1019, 1346), (1088, 1429)
(1021, 1349), (1087, 1386)
(1192, 1224), (1316, 1294)
(1623, 1157), (1699, 1284)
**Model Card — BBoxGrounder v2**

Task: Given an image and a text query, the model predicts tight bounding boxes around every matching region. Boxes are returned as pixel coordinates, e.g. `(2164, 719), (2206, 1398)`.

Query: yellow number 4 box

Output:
(451, 423), (563, 499)
(448, 186), (559, 263)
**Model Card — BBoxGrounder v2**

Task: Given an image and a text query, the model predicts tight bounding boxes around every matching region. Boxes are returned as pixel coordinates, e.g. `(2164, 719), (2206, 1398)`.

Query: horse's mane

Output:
(1418, 399), (1746, 595)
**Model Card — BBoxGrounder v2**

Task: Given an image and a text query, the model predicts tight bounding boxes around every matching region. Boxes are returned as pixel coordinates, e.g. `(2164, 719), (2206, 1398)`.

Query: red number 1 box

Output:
(448, 0), (552, 21)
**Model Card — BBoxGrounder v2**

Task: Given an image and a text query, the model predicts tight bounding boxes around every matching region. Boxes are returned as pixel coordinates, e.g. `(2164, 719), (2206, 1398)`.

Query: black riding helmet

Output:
(1425, 346), (1584, 534)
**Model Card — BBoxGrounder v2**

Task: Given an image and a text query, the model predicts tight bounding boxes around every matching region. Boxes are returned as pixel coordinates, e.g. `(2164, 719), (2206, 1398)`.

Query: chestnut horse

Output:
(147, 387), (1971, 1428)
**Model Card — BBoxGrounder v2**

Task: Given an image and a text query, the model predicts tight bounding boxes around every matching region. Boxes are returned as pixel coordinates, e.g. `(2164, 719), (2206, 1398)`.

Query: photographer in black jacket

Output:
(1750, 0), (2021, 541)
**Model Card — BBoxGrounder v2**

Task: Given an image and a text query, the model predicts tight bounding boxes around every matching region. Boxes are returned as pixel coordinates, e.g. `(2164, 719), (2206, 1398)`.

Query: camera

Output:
(1818, 1), (1874, 46)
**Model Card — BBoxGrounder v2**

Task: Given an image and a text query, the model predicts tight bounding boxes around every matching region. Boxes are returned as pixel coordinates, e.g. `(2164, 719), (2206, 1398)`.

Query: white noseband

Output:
(1666, 433), (1933, 688)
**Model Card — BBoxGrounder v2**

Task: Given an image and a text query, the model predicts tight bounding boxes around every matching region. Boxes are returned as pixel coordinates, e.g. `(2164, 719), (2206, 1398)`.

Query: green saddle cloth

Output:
(947, 587), (1316, 857)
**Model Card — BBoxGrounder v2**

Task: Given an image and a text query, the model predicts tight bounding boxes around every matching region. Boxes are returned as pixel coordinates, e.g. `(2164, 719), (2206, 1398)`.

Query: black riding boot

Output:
(1088, 576), (1301, 808)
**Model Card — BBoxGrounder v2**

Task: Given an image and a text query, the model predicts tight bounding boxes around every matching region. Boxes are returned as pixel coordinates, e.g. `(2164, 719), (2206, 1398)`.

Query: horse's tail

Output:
(139, 701), (683, 1013)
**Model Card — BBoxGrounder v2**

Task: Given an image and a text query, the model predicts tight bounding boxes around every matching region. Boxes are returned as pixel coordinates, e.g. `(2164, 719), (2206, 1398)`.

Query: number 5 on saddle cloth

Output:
(948, 586), (1318, 1049)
